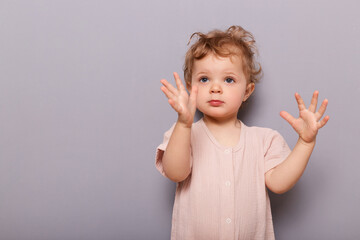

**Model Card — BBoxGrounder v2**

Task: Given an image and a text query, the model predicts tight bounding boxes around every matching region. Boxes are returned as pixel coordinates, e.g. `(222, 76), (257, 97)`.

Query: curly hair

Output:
(183, 25), (262, 86)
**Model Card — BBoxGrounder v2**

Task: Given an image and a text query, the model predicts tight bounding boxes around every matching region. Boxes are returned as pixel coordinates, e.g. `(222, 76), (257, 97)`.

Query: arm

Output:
(265, 91), (329, 194)
(160, 72), (197, 182)
(162, 122), (192, 182)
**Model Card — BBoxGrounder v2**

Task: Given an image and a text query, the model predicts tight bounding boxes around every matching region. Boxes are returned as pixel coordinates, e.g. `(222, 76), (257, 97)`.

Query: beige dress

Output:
(156, 118), (291, 240)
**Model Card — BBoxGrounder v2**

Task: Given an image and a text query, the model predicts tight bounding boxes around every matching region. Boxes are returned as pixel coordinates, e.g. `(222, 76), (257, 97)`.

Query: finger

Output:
(295, 93), (306, 111)
(173, 72), (186, 91)
(315, 99), (328, 120)
(280, 111), (296, 126)
(308, 91), (319, 112)
(189, 85), (198, 114)
(160, 85), (176, 100)
(161, 79), (178, 95)
(317, 115), (330, 129)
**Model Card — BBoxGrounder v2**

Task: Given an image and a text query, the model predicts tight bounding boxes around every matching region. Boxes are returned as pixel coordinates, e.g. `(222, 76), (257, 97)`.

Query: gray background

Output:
(0, 0), (359, 239)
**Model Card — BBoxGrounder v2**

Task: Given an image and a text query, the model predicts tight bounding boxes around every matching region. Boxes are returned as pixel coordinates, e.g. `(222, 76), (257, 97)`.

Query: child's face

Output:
(189, 53), (254, 120)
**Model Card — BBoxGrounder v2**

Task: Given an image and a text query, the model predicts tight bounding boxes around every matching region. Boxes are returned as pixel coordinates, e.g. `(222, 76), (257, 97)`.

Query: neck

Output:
(203, 114), (240, 128)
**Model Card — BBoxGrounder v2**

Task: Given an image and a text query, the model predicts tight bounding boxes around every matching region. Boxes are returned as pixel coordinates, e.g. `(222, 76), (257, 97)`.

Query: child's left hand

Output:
(280, 91), (329, 144)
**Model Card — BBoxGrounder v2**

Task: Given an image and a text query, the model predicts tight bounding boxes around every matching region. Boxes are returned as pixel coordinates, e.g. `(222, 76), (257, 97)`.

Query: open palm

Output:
(280, 91), (329, 143)
(160, 72), (197, 128)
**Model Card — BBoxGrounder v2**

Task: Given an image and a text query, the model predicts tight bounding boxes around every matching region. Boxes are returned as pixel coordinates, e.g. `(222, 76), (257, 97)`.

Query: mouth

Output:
(208, 100), (224, 107)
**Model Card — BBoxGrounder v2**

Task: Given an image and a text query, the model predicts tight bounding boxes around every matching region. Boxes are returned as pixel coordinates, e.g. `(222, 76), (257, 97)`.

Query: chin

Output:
(202, 111), (236, 120)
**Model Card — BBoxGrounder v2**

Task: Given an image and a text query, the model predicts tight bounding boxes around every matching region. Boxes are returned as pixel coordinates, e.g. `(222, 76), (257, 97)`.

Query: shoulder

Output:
(242, 124), (287, 148)
(243, 124), (290, 157)
(192, 119), (203, 130)
(190, 119), (206, 142)
(243, 124), (278, 139)
(162, 119), (203, 136)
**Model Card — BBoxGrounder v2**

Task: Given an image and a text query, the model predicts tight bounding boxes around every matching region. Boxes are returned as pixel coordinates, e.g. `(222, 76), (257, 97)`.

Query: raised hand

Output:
(160, 72), (198, 128)
(280, 91), (329, 144)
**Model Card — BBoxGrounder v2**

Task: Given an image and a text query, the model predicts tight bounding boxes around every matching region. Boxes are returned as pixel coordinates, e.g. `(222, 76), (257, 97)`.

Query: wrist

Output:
(176, 120), (192, 129)
(298, 137), (316, 148)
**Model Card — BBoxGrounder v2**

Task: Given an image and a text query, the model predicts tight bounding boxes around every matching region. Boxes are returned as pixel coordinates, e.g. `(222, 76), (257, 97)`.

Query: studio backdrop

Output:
(0, 0), (359, 239)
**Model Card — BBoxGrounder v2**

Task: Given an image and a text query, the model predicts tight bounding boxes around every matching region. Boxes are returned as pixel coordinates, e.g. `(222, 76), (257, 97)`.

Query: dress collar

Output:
(199, 118), (246, 152)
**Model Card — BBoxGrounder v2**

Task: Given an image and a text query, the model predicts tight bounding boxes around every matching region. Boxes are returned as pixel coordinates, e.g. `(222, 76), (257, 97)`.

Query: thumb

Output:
(280, 111), (296, 126)
(189, 86), (198, 113)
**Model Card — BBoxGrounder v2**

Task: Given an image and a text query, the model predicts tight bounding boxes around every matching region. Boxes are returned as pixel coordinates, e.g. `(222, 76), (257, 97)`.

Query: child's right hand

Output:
(160, 72), (198, 128)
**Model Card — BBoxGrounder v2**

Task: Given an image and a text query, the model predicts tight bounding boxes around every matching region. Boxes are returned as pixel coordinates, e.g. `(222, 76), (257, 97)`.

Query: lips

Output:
(208, 100), (224, 107)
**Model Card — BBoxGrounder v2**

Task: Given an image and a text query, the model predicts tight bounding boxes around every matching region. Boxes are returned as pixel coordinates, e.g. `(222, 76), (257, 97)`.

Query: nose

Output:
(210, 81), (222, 94)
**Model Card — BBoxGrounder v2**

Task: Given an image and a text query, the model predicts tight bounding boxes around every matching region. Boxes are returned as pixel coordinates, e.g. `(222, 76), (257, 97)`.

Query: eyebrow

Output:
(223, 71), (238, 76)
(194, 71), (239, 76)
(194, 71), (209, 76)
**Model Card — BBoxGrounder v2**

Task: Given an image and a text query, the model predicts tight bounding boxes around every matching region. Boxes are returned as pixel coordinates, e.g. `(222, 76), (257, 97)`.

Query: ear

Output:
(186, 81), (192, 92)
(244, 83), (255, 101)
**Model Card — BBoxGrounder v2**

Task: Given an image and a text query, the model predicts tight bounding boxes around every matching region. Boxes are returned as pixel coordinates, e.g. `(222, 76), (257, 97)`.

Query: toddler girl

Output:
(155, 25), (329, 240)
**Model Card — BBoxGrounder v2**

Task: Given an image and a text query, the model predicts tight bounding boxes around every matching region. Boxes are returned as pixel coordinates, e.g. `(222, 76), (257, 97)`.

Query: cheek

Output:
(195, 87), (207, 99)
(229, 89), (246, 103)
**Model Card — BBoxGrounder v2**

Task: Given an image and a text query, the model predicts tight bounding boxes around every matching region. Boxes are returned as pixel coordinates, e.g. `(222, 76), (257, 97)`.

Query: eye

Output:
(200, 77), (209, 83)
(225, 77), (235, 83)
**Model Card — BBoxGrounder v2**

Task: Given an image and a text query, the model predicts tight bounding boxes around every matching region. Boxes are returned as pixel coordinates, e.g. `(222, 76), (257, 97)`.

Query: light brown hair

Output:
(183, 25), (262, 87)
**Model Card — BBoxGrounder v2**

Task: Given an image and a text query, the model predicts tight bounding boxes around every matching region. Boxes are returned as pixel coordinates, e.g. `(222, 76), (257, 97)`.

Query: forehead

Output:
(192, 53), (243, 73)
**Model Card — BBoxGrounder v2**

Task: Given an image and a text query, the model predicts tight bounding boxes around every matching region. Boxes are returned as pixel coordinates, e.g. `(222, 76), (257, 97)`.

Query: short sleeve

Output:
(264, 130), (291, 173)
(155, 123), (176, 177)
